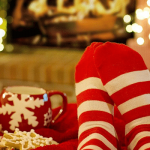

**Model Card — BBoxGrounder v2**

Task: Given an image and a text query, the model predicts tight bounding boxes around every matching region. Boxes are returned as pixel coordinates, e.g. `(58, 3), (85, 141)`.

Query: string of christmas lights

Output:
(0, 0), (7, 51)
(125, 0), (150, 46)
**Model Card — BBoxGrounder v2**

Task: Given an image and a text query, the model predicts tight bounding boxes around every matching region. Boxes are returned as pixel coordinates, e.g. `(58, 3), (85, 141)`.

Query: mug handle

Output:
(47, 90), (67, 123)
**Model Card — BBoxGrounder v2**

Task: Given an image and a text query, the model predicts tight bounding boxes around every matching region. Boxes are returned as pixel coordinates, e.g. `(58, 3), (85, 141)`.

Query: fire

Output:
(27, 0), (130, 19)
(28, 0), (49, 19)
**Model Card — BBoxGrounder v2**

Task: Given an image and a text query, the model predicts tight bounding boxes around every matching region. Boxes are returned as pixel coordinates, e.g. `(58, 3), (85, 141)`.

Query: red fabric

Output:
(0, 103), (127, 150)
(75, 42), (150, 150)
(114, 106), (126, 149)
(34, 104), (127, 150)
(34, 103), (78, 150)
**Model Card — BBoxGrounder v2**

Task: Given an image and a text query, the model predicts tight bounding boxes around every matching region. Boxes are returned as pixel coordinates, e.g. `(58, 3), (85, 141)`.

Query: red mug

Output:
(0, 86), (67, 132)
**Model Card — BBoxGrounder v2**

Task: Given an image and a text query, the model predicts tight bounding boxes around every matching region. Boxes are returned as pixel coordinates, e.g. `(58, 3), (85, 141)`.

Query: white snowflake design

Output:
(44, 108), (52, 126)
(0, 92), (44, 131)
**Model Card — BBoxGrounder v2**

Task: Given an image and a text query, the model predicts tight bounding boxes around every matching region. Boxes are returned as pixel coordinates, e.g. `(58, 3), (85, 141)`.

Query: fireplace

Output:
(6, 0), (136, 50)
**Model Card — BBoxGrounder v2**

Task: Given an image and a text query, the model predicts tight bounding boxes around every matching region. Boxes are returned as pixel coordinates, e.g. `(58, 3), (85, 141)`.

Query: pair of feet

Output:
(75, 42), (150, 150)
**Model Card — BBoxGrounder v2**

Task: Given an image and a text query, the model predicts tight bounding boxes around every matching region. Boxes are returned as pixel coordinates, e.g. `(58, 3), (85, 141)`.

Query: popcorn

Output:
(0, 128), (58, 150)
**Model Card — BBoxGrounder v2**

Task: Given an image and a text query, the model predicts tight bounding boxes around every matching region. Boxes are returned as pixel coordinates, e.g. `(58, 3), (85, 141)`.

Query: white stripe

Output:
(79, 121), (117, 137)
(104, 70), (150, 95)
(82, 145), (103, 150)
(118, 94), (150, 114)
(75, 77), (106, 96)
(139, 143), (150, 150)
(128, 131), (150, 150)
(125, 116), (150, 135)
(78, 100), (114, 118)
(78, 133), (117, 150)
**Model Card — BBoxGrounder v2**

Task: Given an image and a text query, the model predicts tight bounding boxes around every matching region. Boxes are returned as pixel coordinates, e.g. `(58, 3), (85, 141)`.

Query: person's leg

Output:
(94, 42), (150, 150)
(75, 42), (120, 150)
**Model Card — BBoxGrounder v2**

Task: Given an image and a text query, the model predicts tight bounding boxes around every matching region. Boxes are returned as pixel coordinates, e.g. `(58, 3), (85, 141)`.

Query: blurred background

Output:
(5, 0), (135, 48)
(0, 0), (150, 107)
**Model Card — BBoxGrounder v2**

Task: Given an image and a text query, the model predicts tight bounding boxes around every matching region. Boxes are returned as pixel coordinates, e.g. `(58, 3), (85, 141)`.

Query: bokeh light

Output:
(0, 18), (3, 25)
(123, 15), (131, 23)
(0, 18), (7, 30)
(136, 9), (144, 20)
(0, 29), (5, 38)
(0, 44), (4, 51)
(143, 10), (150, 18)
(126, 25), (132, 33)
(144, 7), (150, 12)
(0, 38), (2, 44)
(147, 0), (150, 6)
(137, 37), (144, 45)
(132, 23), (143, 33)
(148, 18), (150, 25)
(136, 25), (143, 33)
(5, 44), (14, 52)
(0, 0), (8, 52)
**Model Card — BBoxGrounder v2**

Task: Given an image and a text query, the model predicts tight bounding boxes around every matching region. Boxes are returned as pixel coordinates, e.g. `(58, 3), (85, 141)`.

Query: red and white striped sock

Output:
(75, 42), (150, 150)
(75, 42), (120, 150)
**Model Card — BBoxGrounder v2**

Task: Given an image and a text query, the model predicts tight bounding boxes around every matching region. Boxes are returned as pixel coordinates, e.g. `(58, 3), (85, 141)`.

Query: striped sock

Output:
(75, 42), (120, 150)
(94, 42), (150, 150)
(75, 42), (150, 150)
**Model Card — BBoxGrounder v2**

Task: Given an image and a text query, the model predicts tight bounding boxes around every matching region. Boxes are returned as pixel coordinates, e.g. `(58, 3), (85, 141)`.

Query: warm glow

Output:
(144, 7), (150, 12)
(0, 10), (7, 18)
(132, 23), (143, 33)
(136, 9), (144, 20)
(136, 7), (150, 19)
(137, 37), (144, 45)
(0, 18), (7, 31)
(0, 29), (5, 38)
(148, 18), (150, 25)
(28, 0), (49, 18)
(147, 0), (150, 6)
(137, 25), (143, 33)
(5, 44), (14, 52)
(0, 38), (2, 44)
(149, 33), (150, 39)
(143, 9), (150, 18)
(0, 44), (4, 51)
(68, 16), (77, 21)
(77, 12), (85, 20)
(132, 23), (138, 32)
(136, 9), (143, 14)
(0, 18), (3, 25)
(88, 0), (94, 10)
(126, 25), (132, 33)
(123, 15), (131, 23)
